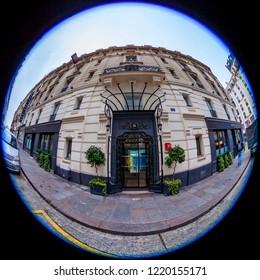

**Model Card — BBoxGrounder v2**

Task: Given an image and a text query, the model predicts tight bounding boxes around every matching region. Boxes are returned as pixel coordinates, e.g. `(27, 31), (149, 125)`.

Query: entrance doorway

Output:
(117, 133), (153, 188)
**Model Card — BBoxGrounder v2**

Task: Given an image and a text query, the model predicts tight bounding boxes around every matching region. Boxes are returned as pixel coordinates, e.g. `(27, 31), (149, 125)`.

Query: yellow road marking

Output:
(32, 209), (115, 258)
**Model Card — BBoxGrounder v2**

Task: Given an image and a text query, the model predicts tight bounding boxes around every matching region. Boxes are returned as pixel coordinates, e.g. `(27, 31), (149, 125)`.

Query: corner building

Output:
(16, 45), (243, 193)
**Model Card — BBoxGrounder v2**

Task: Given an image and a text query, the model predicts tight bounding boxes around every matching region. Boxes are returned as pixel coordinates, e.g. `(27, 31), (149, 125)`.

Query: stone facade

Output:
(12, 45), (242, 192)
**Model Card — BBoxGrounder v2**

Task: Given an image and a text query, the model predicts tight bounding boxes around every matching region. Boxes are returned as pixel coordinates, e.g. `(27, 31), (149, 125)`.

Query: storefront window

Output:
(234, 129), (242, 141)
(214, 130), (229, 156)
(24, 134), (32, 150)
(40, 133), (54, 153)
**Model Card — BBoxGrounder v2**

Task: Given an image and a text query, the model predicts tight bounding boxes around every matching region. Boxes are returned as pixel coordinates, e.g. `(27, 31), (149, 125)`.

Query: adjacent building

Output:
(225, 52), (257, 132)
(12, 45), (243, 193)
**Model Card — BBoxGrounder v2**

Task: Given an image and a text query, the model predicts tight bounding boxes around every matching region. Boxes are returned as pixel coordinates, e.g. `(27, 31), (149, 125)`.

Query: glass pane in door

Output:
(122, 141), (148, 187)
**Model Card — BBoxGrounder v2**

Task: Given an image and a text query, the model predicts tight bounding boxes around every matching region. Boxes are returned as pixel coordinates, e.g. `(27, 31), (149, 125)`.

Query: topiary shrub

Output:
(163, 145), (185, 196)
(85, 145), (107, 196)
(36, 149), (52, 171)
(223, 153), (230, 168)
(164, 145), (186, 180)
(84, 145), (106, 178)
(226, 150), (233, 165)
(217, 155), (225, 172)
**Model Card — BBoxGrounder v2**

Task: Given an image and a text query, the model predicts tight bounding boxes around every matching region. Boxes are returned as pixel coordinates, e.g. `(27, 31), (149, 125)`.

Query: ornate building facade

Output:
(225, 52), (257, 132)
(12, 45), (242, 193)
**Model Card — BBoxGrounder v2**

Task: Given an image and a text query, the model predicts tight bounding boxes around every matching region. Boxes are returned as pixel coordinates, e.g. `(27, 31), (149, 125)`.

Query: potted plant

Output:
(36, 149), (52, 172)
(163, 178), (182, 195)
(84, 145), (107, 196)
(163, 144), (185, 196)
(216, 154), (225, 172)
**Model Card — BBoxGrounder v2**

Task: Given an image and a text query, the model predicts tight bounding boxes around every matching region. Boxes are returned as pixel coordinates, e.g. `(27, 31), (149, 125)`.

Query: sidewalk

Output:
(20, 149), (252, 235)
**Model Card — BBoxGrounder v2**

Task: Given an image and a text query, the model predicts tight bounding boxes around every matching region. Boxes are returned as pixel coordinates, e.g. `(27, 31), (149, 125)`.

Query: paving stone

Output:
(14, 148), (254, 257)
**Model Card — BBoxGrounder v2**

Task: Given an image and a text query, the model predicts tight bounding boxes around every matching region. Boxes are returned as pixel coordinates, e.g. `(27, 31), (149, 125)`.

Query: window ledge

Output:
(71, 110), (79, 115)
(120, 61), (143, 65)
(62, 159), (71, 164)
(197, 155), (206, 161)
(188, 107), (196, 112)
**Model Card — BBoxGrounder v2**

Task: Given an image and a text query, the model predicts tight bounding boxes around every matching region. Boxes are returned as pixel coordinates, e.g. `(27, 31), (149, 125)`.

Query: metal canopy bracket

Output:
(101, 82), (166, 117)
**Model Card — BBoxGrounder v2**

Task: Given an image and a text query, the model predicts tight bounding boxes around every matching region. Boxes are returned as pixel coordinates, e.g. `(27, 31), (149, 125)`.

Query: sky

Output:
(3, 2), (232, 128)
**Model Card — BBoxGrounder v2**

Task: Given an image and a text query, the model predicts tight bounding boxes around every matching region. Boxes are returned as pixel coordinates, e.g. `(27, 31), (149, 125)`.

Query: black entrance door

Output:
(30, 133), (35, 157)
(117, 133), (153, 188)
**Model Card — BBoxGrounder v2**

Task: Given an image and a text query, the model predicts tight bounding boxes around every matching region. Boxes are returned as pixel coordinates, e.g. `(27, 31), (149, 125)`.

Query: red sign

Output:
(165, 143), (172, 151)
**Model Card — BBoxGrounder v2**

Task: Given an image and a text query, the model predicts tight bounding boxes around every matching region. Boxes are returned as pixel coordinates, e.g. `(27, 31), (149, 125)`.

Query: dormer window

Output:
(61, 77), (73, 92)
(160, 57), (168, 64)
(126, 55), (137, 62)
(190, 73), (204, 89)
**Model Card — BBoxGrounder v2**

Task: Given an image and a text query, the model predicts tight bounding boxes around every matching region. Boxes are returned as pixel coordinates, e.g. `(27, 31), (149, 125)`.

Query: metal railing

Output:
(103, 65), (161, 74)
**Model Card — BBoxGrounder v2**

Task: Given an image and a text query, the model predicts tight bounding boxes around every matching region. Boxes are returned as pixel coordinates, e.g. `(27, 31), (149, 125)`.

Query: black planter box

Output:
(90, 185), (105, 196)
(163, 184), (179, 196)
(163, 184), (171, 196)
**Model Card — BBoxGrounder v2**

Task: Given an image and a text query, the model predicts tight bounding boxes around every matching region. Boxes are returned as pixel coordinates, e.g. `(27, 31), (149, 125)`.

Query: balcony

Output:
(100, 65), (164, 85)
(103, 65), (161, 74)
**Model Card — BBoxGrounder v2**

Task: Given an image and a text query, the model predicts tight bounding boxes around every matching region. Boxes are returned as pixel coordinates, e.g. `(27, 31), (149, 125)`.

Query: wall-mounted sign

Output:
(165, 143), (172, 151)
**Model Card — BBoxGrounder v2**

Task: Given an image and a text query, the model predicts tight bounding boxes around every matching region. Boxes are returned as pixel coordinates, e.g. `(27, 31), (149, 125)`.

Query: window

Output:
(231, 108), (237, 121)
(24, 134), (32, 150)
(44, 85), (54, 100)
(183, 95), (192, 107)
(168, 68), (178, 78)
(179, 61), (190, 71)
(50, 102), (60, 121)
(61, 77), (73, 92)
(190, 73), (204, 89)
(125, 94), (142, 110)
(214, 130), (228, 156)
(223, 104), (230, 120)
(205, 99), (217, 117)
(74, 96), (83, 110)
(29, 113), (34, 126)
(160, 57), (168, 64)
(88, 71), (95, 80)
(209, 80), (221, 96)
(126, 55), (137, 62)
(65, 138), (72, 160)
(40, 133), (54, 153)
(195, 135), (203, 156)
(95, 59), (102, 66)
(36, 109), (42, 124)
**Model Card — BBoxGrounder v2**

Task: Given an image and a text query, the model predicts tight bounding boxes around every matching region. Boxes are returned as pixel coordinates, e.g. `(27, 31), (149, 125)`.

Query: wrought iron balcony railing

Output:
(103, 65), (161, 74)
